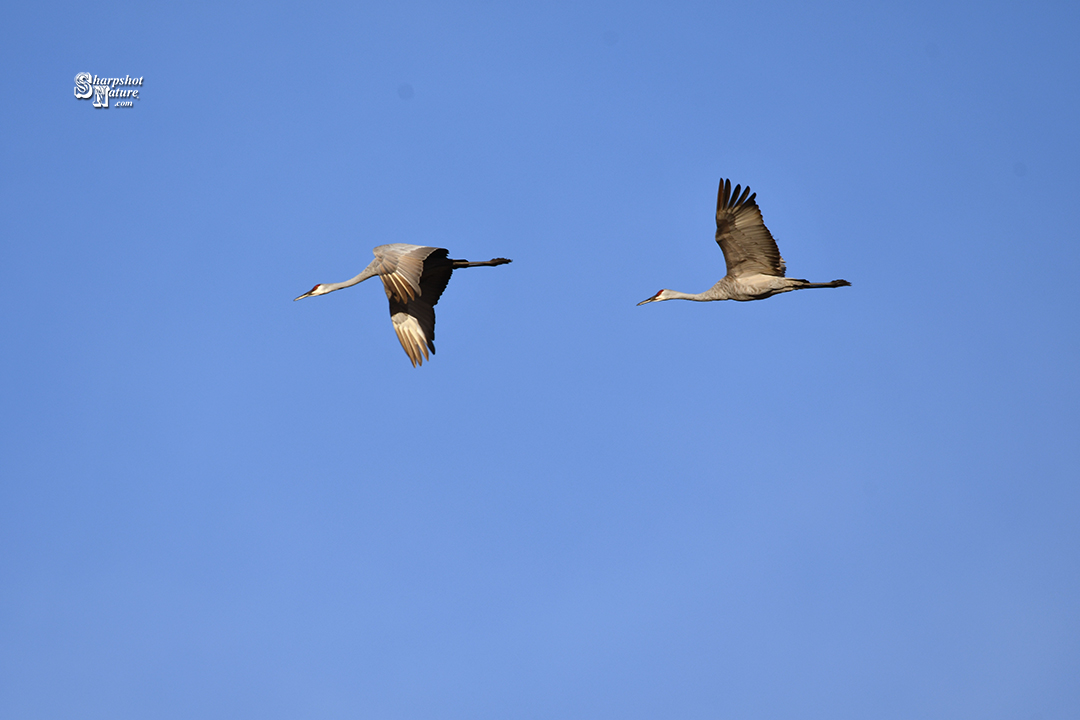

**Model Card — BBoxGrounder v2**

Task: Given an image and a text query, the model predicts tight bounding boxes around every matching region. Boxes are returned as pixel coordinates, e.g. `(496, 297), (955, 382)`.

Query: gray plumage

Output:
(637, 179), (850, 305)
(295, 243), (511, 367)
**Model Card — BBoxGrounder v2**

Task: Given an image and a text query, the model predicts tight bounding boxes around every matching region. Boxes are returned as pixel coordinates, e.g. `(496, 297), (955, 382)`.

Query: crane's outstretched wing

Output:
(715, 179), (786, 278)
(383, 248), (455, 367)
(371, 244), (444, 302)
(390, 299), (436, 367)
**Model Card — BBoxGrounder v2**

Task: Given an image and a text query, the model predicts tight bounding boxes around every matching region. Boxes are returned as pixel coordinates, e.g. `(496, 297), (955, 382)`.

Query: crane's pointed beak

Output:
(638, 289), (665, 306)
(294, 285), (321, 301)
(637, 295), (661, 306)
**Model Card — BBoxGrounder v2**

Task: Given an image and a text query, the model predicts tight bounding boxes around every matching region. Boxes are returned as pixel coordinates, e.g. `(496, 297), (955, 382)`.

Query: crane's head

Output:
(294, 284), (328, 301)
(637, 289), (670, 306)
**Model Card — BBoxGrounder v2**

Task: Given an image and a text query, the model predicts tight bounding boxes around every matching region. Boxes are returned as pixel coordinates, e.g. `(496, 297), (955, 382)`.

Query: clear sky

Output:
(2, 1), (1078, 718)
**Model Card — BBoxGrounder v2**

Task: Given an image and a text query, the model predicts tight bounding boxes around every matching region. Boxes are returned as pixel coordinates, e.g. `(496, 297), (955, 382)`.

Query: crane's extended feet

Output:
(796, 278), (851, 289)
(452, 258), (513, 268)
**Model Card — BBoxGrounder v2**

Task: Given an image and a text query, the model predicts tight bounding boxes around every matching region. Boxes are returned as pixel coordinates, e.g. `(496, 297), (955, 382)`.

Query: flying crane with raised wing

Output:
(638, 179), (850, 306)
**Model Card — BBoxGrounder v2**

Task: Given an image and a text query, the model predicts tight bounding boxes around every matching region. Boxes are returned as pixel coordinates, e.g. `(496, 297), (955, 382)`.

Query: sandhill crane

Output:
(295, 244), (511, 367)
(637, 179), (850, 306)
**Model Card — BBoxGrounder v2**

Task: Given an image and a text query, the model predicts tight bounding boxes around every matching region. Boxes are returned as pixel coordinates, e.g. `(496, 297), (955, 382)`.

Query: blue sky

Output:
(2, 1), (1078, 718)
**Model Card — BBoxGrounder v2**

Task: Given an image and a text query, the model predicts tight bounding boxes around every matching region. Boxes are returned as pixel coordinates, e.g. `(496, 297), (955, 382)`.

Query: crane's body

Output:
(637, 179), (850, 306)
(295, 243), (511, 367)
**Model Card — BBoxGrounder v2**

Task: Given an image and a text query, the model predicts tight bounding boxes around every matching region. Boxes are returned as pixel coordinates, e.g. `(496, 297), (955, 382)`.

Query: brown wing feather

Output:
(375, 244), (444, 302)
(384, 248), (455, 367)
(390, 301), (435, 367)
(714, 179), (786, 278)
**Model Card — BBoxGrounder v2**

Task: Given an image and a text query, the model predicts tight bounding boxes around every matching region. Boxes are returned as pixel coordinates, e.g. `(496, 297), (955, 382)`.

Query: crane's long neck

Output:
(321, 259), (380, 294)
(665, 289), (723, 301)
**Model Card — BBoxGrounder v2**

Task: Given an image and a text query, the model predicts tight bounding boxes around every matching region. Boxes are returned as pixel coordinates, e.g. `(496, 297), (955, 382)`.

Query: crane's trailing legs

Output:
(452, 258), (512, 268)
(791, 278), (851, 290)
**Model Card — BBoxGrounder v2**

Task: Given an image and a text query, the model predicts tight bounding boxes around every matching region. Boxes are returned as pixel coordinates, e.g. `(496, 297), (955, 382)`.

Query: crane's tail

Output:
(451, 258), (512, 268)
(794, 278), (851, 289)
